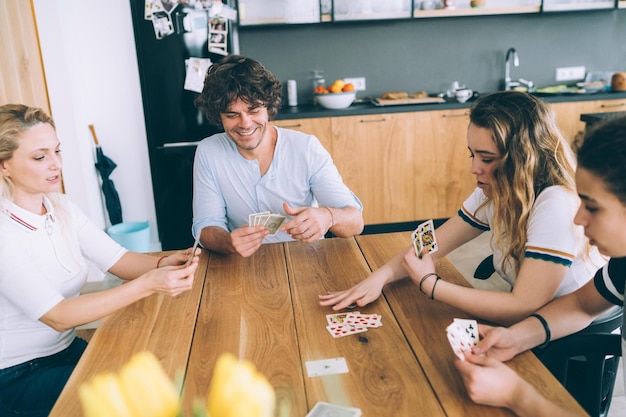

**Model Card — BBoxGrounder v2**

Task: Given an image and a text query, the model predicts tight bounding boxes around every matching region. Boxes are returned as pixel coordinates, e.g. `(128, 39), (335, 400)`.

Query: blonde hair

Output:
(469, 91), (577, 273)
(0, 104), (56, 200)
(0, 104), (71, 224)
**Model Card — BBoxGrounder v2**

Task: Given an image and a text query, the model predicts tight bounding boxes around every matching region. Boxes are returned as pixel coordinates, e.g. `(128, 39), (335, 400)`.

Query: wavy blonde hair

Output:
(469, 91), (577, 273)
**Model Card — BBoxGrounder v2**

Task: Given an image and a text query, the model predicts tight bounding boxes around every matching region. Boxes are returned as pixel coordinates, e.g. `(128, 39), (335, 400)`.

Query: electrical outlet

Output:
(343, 77), (366, 91)
(555, 66), (586, 82)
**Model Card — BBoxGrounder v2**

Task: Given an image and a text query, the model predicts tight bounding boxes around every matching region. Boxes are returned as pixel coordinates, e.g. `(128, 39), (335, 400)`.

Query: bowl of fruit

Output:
(314, 80), (356, 109)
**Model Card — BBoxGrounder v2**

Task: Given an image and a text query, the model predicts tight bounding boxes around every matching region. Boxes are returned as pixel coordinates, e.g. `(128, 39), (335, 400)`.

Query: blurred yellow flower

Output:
(78, 351), (179, 417)
(206, 353), (275, 417)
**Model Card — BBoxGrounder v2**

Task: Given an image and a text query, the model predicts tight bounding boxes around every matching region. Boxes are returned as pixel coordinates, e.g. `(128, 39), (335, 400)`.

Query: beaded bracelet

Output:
(529, 313), (551, 349)
(419, 272), (439, 295)
(156, 255), (167, 268)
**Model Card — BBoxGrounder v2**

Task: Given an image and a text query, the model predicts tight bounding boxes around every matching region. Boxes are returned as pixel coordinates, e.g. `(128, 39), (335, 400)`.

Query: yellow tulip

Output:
(78, 372), (133, 417)
(78, 351), (179, 417)
(119, 351), (180, 417)
(206, 353), (275, 417)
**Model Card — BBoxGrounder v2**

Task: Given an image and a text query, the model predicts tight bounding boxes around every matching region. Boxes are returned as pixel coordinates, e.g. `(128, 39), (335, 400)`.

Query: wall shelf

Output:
(413, 5), (540, 17)
(237, 0), (620, 27)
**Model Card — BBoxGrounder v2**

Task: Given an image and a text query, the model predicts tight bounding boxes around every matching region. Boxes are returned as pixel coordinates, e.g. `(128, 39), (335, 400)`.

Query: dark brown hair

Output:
(577, 116), (626, 206)
(194, 55), (282, 128)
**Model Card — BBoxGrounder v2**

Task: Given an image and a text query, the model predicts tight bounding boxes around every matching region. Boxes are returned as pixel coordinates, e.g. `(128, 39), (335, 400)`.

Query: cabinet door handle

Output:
(601, 103), (625, 108)
(276, 123), (302, 129)
(360, 117), (387, 123)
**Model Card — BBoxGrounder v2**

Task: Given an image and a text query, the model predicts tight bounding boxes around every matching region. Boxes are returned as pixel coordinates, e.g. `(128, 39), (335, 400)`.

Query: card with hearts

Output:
(446, 318), (479, 360)
(326, 324), (368, 338)
(344, 313), (382, 328)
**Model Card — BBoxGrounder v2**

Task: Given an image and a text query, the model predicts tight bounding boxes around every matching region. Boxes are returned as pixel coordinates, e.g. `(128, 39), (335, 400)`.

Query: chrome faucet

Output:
(504, 47), (519, 91)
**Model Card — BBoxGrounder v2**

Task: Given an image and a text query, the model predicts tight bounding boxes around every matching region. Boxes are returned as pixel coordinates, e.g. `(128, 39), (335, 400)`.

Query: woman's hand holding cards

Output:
(142, 258), (197, 297)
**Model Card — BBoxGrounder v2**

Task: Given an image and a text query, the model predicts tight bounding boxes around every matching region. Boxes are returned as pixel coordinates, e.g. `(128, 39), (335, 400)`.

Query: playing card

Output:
(344, 313), (382, 328)
(411, 228), (424, 258)
(446, 327), (468, 360)
(305, 358), (349, 377)
(446, 318), (479, 360)
(326, 324), (368, 338)
(453, 318), (479, 345)
(305, 401), (362, 417)
(265, 214), (286, 236)
(417, 219), (438, 254)
(412, 219), (438, 258)
(326, 312), (359, 326)
(186, 234), (201, 267)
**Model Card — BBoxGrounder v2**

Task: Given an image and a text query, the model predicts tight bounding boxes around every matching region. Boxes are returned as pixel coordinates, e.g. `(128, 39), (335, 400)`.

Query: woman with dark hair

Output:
(321, 91), (602, 326)
(455, 116), (626, 417)
(0, 104), (199, 417)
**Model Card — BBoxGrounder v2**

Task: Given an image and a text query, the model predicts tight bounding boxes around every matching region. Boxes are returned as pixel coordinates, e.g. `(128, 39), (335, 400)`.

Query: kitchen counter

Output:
(275, 91), (626, 120)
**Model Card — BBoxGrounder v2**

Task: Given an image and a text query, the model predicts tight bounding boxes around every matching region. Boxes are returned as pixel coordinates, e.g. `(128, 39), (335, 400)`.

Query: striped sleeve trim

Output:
(458, 207), (490, 231)
(594, 263), (624, 306)
(525, 246), (575, 267)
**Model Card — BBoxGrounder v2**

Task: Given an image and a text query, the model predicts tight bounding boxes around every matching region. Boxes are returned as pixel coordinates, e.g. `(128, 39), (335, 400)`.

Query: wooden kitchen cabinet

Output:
(271, 117), (333, 153)
(329, 108), (474, 224)
(551, 98), (626, 146)
(331, 112), (416, 224)
(411, 108), (475, 220)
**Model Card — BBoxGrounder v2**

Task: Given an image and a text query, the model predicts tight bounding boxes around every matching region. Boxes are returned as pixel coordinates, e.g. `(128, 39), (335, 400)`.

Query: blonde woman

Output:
(0, 104), (199, 417)
(320, 91), (602, 326)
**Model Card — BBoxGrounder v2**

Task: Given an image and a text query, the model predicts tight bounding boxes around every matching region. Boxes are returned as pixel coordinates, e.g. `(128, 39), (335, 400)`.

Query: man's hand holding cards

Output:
(249, 211), (286, 236)
(446, 318), (479, 360)
(412, 219), (438, 258)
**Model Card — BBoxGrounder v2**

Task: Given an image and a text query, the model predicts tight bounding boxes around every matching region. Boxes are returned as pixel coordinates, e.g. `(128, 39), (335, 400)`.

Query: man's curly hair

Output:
(194, 55), (282, 128)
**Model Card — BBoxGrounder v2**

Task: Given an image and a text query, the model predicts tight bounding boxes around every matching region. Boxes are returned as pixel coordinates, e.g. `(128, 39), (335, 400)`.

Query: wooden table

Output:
(50, 232), (586, 417)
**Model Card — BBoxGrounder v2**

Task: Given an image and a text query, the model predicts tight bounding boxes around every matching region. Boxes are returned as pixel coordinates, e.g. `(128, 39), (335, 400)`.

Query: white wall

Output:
(33, 0), (160, 251)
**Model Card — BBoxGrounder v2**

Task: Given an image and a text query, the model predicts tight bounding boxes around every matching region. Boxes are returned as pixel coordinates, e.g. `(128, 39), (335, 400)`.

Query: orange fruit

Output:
(342, 83), (355, 92)
(329, 84), (343, 93)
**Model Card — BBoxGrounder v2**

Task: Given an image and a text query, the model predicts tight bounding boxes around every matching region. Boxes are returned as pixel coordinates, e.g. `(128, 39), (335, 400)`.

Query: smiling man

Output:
(192, 55), (363, 257)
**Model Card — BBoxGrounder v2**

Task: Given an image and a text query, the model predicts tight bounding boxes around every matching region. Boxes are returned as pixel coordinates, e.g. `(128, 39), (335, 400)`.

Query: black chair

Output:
(537, 331), (622, 417)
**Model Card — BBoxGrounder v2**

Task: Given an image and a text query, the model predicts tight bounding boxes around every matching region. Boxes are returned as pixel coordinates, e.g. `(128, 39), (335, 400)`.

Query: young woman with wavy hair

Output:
(320, 91), (602, 326)
(455, 115), (626, 417)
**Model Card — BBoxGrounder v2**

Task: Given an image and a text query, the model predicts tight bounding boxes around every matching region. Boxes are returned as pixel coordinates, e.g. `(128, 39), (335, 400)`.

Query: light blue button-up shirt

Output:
(192, 127), (362, 243)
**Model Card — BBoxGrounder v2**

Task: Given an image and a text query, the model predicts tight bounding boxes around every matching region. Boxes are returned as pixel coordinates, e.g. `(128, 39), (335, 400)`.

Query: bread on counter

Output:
(381, 91), (409, 100)
(409, 90), (428, 98)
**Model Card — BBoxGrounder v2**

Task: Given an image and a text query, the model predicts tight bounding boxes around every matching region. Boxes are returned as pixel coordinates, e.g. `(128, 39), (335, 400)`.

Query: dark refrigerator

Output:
(129, 0), (236, 250)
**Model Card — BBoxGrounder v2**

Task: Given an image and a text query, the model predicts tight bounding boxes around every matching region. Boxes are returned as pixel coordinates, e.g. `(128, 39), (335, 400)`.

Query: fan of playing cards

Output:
(325, 312), (382, 338)
(412, 219), (438, 258)
(249, 211), (286, 236)
(446, 318), (479, 360)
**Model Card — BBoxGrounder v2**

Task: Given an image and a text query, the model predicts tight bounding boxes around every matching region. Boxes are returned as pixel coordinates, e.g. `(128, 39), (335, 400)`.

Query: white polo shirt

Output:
(0, 194), (126, 368)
